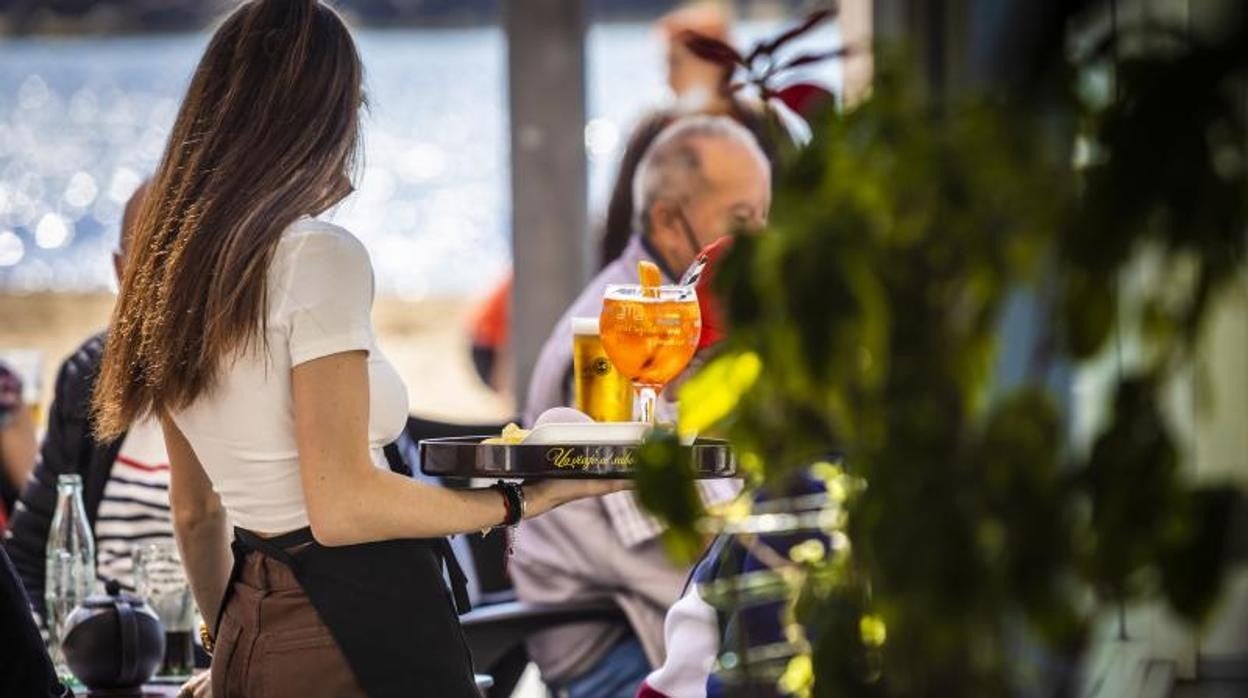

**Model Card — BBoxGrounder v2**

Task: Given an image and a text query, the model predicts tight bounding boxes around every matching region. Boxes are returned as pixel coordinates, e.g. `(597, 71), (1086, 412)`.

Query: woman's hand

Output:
(523, 479), (633, 519)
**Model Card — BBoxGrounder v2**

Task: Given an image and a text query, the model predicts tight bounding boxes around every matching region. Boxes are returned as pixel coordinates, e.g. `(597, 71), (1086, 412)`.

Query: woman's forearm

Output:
(307, 465), (625, 547)
(173, 506), (232, 631)
(306, 466), (516, 547)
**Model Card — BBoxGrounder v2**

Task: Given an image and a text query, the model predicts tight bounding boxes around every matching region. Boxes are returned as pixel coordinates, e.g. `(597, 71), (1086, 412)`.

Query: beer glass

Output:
(599, 284), (701, 424)
(572, 317), (634, 422)
(133, 542), (194, 678)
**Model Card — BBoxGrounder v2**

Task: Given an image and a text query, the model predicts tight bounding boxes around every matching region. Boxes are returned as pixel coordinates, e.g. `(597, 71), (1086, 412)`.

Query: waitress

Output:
(89, 1), (626, 696)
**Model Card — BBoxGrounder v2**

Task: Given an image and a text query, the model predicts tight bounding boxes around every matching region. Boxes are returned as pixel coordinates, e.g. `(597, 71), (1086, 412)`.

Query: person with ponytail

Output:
(91, 2), (626, 695)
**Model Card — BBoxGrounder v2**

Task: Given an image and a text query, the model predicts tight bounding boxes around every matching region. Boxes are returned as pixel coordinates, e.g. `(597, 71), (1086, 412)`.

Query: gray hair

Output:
(632, 115), (766, 236)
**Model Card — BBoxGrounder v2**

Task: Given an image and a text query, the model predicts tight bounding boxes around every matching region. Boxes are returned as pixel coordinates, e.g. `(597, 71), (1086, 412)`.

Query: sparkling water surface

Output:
(0, 22), (837, 297)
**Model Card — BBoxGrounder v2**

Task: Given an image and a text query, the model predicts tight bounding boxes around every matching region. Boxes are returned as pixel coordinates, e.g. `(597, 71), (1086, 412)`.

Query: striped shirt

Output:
(95, 418), (173, 589)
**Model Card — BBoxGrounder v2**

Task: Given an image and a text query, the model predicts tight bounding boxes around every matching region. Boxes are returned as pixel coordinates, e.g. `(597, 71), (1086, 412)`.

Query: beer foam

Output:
(571, 316), (600, 335)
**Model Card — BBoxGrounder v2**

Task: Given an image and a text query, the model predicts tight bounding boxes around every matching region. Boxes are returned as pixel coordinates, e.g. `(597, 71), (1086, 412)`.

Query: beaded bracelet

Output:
(491, 480), (526, 526)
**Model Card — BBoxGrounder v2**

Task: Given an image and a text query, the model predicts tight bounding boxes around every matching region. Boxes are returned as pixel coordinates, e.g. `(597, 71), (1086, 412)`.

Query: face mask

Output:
(672, 206), (705, 263)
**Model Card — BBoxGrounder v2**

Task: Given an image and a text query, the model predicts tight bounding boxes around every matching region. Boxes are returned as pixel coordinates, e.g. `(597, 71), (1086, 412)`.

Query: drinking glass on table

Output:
(133, 542), (195, 678)
(599, 284), (701, 424)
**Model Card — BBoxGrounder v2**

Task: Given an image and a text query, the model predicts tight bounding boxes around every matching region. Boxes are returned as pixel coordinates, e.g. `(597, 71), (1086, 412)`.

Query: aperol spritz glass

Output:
(599, 284), (701, 424)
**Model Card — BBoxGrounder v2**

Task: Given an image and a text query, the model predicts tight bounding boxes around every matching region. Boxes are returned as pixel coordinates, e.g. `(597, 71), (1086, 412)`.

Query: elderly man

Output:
(515, 115), (771, 697)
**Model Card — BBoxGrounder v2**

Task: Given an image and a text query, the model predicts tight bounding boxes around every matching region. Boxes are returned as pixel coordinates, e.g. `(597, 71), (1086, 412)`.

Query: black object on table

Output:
(62, 579), (165, 693)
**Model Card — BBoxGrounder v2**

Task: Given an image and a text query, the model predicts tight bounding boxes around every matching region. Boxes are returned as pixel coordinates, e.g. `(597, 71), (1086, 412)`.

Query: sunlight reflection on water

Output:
(0, 22), (837, 297)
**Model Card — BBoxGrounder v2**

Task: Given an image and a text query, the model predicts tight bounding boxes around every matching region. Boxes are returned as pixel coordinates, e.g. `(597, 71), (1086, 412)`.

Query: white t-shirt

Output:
(170, 217), (409, 533)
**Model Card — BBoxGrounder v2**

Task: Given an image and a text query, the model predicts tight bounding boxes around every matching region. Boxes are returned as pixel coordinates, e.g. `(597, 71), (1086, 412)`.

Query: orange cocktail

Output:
(600, 284), (701, 423)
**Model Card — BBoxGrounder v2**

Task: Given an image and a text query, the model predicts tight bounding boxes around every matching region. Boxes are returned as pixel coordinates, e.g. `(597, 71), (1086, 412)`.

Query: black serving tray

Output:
(419, 436), (737, 479)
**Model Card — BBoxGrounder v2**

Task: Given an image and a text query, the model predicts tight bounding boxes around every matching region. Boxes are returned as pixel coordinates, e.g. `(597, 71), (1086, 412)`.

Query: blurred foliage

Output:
(636, 430), (706, 563)
(635, 2), (1248, 695)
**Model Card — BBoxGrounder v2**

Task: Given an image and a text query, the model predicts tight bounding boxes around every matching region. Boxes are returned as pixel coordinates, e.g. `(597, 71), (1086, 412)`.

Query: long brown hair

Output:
(92, 0), (363, 440)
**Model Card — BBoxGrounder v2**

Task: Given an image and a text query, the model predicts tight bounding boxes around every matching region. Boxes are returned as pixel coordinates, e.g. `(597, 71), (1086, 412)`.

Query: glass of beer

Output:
(133, 542), (195, 678)
(572, 317), (634, 422)
(599, 284), (701, 424)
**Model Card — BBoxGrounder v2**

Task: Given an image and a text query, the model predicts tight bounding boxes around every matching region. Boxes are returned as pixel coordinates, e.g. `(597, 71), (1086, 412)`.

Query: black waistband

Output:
(234, 526), (314, 554)
(234, 526), (313, 556)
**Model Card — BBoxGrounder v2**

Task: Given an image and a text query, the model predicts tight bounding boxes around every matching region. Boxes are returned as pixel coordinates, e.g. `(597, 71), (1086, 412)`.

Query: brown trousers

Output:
(211, 551), (365, 698)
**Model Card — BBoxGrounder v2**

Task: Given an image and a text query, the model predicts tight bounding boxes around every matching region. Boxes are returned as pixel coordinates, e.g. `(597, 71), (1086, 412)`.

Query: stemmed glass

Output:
(599, 284), (701, 424)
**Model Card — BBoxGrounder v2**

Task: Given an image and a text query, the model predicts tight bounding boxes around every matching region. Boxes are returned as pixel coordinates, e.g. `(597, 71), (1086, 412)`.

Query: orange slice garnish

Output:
(638, 260), (662, 291)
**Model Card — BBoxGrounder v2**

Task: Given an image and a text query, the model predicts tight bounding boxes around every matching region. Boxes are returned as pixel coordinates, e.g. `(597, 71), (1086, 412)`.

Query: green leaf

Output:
(677, 351), (762, 440)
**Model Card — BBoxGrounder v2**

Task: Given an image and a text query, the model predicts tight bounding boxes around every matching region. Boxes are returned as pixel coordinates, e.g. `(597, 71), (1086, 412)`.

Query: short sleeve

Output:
(273, 227), (376, 367)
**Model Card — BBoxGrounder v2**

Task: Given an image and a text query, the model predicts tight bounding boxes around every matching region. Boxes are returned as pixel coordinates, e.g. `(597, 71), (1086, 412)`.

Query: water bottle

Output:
(45, 473), (96, 672)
